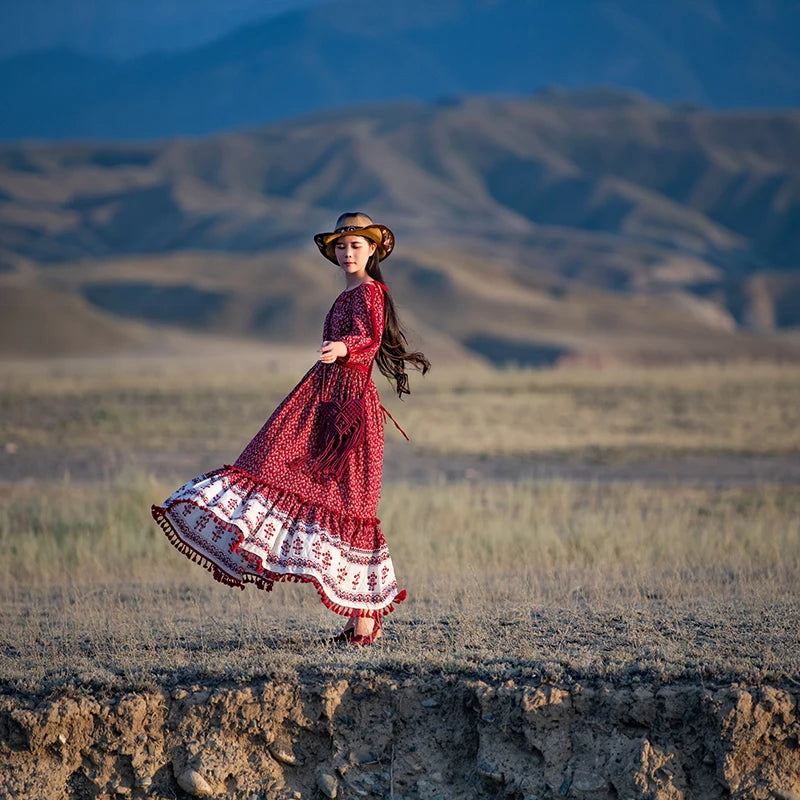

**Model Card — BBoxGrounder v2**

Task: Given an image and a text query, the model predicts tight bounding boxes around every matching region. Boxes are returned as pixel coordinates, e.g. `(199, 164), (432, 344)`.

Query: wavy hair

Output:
(365, 251), (431, 398)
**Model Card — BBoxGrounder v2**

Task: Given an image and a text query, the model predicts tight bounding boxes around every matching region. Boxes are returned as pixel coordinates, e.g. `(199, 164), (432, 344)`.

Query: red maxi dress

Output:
(151, 280), (407, 620)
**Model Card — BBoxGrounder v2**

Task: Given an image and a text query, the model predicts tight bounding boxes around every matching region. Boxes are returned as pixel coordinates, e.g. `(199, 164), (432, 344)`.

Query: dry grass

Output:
(397, 360), (800, 457)
(1, 358), (798, 695)
(1, 473), (797, 693)
(2, 359), (799, 466)
(3, 471), (797, 589)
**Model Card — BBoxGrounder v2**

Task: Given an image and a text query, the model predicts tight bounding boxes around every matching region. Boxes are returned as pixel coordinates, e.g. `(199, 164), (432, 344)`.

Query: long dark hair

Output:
(366, 251), (430, 398)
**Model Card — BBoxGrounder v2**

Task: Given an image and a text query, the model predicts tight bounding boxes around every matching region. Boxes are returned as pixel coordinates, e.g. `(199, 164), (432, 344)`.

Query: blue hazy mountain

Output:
(1, 0), (799, 141)
(0, 0), (325, 59)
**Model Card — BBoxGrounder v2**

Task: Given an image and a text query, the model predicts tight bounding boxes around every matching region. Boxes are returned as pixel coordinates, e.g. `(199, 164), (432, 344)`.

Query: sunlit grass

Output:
(1, 357), (798, 693)
(2, 473), (797, 590)
(2, 359), (799, 461)
(1, 473), (797, 692)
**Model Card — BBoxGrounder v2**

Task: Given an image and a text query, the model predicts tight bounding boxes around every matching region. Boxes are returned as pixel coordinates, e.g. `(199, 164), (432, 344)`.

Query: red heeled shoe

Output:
(331, 616), (356, 643)
(349, 615), (382, 646)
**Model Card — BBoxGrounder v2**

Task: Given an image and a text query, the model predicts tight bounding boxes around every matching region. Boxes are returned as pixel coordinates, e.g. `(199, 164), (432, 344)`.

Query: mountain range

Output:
(2, 88), (799, 365)
(0, 0), (322, 60)
(1, 0), (799, 141)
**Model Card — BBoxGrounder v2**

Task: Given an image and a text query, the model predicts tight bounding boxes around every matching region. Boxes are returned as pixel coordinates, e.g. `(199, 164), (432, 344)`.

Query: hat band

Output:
(334, 225), (367, 233)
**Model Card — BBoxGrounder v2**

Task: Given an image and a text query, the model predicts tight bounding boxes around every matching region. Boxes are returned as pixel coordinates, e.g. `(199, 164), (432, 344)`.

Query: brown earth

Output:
(1, 674), (798, 800)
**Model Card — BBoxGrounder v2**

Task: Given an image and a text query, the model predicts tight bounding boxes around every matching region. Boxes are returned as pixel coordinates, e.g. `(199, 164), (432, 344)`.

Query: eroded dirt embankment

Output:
(1, 675), (798, 800)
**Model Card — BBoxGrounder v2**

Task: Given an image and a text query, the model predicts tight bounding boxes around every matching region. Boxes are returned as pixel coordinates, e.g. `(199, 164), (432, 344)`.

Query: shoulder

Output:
(364, 281), (386, 311)
(351, 280), (385, 303)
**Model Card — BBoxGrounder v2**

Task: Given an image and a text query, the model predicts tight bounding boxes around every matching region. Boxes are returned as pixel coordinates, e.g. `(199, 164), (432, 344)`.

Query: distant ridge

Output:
(1, 0), (799, 141)
(1, 88), (799, 363)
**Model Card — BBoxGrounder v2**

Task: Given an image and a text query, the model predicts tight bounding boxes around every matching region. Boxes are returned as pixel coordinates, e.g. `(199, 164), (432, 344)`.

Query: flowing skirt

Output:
(151, 362), (406, 619)
(151, 465), (405, 618)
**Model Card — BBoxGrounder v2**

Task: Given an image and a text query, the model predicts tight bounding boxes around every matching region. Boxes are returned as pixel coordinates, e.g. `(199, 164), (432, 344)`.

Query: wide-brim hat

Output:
(314, 212), (395, 264)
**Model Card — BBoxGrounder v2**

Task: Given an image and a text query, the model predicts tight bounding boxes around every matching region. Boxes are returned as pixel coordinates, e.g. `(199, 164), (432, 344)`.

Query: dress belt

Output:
(334, 358), (410, 440)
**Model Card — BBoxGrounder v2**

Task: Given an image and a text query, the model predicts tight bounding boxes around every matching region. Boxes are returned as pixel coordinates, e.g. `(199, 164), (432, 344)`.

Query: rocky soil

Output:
(1, 674), (798, 800)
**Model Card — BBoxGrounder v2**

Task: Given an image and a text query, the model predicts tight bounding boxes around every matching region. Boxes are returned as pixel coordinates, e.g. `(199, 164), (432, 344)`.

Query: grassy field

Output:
(2, 359), (800, 468)
(0, 359), (798, 694)
(1, 473), (797, 693)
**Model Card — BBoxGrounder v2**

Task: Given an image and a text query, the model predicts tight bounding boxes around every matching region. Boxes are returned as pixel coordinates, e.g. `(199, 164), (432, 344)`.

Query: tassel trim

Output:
(289, 397), (367, 481)
(152, 504), (254, 590)
(330, 348), (411, 441)
(245, 571), (407, 620)
(151, 503), (407, 620)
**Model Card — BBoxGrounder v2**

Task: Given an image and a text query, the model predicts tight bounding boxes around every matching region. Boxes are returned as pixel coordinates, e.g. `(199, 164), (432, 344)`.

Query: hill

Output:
(1, 89), (799, 364)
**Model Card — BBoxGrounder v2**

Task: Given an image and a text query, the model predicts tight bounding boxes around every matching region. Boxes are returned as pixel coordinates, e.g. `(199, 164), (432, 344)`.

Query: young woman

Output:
(151, 212), (430, 645)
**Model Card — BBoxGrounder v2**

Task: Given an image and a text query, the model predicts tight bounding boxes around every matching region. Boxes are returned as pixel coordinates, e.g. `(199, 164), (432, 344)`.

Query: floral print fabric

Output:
(151, 281), (406, 618)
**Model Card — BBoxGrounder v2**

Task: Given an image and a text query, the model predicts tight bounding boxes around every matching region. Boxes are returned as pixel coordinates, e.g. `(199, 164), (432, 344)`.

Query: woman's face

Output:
(335, 234), (377, 277)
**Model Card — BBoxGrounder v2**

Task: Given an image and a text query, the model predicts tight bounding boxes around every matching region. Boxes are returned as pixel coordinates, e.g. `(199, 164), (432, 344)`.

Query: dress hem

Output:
(151, 503), (407, 620)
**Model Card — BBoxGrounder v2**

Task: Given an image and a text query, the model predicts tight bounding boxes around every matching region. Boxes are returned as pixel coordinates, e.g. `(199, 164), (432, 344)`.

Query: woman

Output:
(151, 212), (430, 645)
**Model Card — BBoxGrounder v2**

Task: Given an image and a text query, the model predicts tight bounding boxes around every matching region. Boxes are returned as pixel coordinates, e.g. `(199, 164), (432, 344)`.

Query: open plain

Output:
(0, 357), (798, 798)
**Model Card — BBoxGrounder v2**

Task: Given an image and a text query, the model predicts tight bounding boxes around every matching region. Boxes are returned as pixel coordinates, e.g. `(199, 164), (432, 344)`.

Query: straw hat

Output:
(314, 212), (395, 264)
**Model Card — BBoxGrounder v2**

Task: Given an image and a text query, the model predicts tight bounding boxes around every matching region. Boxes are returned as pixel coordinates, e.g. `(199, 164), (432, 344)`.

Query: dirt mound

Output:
(1, 675), (798, 799)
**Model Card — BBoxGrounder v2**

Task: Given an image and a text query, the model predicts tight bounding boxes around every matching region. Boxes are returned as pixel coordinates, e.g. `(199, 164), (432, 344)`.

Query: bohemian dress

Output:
(151, 280), (407, 620)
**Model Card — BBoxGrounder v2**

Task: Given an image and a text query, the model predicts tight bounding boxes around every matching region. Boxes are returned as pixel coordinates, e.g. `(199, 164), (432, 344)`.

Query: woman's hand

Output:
(318, 340), (348, 363)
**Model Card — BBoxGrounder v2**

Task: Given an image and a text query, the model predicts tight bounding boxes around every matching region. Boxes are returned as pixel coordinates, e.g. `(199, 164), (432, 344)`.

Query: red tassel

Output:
(291, 397), (367, 480)
(152, 501), (408, 617)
